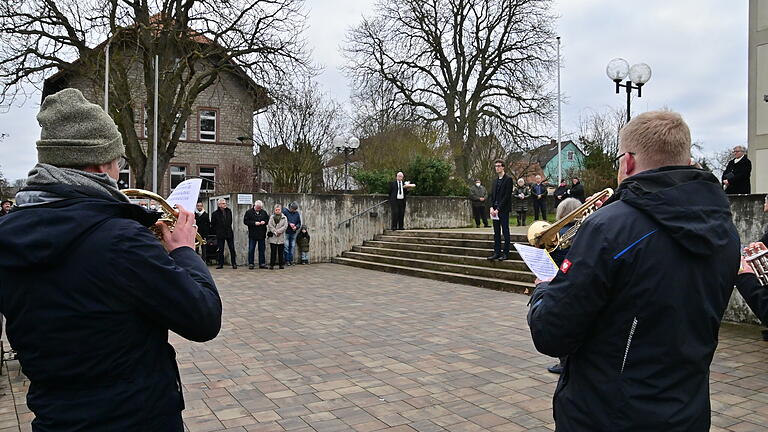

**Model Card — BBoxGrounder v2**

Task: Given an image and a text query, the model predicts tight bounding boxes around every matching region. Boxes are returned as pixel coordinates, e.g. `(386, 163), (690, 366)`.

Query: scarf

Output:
(273, 214), (283, 223)
(24, 163), (130, 204)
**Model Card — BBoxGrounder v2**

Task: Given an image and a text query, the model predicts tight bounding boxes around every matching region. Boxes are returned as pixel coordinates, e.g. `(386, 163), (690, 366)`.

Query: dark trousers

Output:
(270, 243), (285, 267)
(493, 211), (511, 255)
(472, 205), (489, 227)
(248, 238), (266, 266)
(533, 199), (547, 220)
(217, 235), (237, 266)
(516, 211), (527, 226)
(391, 199), (406, 230)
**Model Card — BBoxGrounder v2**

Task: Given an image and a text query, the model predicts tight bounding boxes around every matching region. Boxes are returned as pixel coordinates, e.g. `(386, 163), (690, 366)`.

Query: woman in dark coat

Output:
(512, 178), (531, 226)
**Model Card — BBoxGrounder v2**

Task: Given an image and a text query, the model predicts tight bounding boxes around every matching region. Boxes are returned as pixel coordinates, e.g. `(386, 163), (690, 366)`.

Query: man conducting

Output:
(528, 110), (740, 431)
(0, 88), (222, 431)
(388, 171), (415, 230)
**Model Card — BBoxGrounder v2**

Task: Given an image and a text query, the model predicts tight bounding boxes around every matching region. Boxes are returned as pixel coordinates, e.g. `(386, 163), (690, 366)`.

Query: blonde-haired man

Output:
(528, 110), (740, 431)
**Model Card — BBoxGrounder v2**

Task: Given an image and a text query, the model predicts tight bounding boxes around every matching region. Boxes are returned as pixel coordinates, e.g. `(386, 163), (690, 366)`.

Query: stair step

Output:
(333, 257), (534, 294)
(352, 246), (529, 271)
(341, 251), (534, 282)
(375, 235), (497, 249)
(384, 229), (529, 242)
(364, 241), (522, 259)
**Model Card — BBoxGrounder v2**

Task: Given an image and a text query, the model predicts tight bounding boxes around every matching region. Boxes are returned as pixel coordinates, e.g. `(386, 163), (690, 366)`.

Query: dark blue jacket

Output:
(0, 184), (221, 431)
(528, 167), (740, 432)
(283, 208), (302, 234)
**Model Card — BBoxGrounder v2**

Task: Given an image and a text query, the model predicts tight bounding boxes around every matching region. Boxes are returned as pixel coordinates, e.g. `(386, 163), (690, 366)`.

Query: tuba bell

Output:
(527, 188), (613, 252)
(121, 189), (205, 248)
(745, 243), (768, 286)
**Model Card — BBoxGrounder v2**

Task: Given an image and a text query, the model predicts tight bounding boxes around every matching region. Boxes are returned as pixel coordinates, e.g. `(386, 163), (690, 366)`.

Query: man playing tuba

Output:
(0, 88), (222, 431)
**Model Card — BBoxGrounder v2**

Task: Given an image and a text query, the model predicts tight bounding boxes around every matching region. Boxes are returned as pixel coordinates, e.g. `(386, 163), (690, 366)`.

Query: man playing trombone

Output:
(527, 111), (740, 431)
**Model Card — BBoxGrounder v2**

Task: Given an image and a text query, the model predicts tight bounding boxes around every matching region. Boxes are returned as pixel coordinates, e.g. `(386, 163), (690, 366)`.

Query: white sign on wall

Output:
(237, 194), (254, 205)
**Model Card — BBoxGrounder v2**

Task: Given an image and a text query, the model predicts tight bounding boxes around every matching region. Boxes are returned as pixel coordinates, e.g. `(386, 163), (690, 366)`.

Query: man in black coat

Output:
(244, 200), (269, 269)
(488, 159), (513, 261)
(567, 176), (585, 202)
(388, 171), (415, 230)
(721, 145), (752, 194)
(211, 198), (237, 269)
(531, 174), (548, 220)
(553, 180), (568, 204)
(195, 201), (211, 262)
(0, 88), (221, 431)
(528, 111), (740, 432)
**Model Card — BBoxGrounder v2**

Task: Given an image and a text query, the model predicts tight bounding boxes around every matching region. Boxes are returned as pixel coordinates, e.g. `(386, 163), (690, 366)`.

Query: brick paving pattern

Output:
(1, 264), (767, 431)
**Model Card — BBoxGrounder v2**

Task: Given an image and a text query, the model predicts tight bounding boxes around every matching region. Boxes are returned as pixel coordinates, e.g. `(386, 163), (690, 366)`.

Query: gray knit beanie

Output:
(36, 88), (124, 167)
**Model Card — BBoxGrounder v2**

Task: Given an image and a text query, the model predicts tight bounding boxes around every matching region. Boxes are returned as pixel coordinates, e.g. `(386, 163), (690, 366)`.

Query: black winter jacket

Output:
(721, 157), (752, 195)
(244, 208), (269, 240)
(490, 175), (513, 213)
(211, 207), (234, 238)
(735, 273), (768, 324)
(528, 166), (740, 432)
(0, 184), (221, 431)
(567, 182), (585, 202)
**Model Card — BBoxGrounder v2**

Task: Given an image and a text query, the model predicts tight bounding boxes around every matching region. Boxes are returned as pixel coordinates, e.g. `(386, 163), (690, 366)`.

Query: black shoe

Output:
(232, 265), (238, 269)
(259, 265), (268, 269)
(497, 254), (508, 261)
(216, 265), (224, 269)
(279, 265), (284, 269)
(249, 265), (255, 270)
(487, 254), (500, 261)
(484, 225), (490, 228)
(547, 364), (563, 374)
(476, 225), (481, 228)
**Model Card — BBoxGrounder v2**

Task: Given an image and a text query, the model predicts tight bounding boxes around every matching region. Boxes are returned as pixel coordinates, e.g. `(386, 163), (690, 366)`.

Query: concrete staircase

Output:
(334, 229), (536, 294)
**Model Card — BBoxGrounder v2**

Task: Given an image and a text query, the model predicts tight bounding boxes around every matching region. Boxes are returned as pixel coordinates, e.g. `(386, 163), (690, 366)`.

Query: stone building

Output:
(42, 42), (269, 199)
(749, 0), (768, 193)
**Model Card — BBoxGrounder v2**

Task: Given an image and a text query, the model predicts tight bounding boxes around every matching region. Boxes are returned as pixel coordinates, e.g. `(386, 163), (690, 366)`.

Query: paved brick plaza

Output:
(1, 264), (768, 431)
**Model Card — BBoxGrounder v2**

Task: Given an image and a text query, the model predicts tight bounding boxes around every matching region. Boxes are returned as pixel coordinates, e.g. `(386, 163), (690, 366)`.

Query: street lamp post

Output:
(333, 136), (360, 194)
(606, 58), (652, 123)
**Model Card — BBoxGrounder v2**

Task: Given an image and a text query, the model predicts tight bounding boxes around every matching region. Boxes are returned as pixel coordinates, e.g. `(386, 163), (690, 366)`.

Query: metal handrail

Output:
(338, 199), (389, 228)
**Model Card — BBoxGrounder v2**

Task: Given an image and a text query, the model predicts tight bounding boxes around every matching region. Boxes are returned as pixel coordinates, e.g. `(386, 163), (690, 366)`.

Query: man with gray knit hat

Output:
(0, 88), (222, 431)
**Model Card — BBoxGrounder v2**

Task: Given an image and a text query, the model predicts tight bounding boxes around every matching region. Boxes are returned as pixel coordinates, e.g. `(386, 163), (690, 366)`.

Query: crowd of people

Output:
(1, 87), (768, 432)
(470, 174), (585, 230)
(193, 198), (311, 270)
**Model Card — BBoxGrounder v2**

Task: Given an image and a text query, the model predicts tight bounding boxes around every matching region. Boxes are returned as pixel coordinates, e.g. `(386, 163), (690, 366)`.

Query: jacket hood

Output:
(0, 184), (159, 268)
(608, 166), (735, 255)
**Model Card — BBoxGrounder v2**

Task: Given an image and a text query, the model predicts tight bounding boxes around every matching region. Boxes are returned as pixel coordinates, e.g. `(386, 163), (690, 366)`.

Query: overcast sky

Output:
(0, 0), (748, 181)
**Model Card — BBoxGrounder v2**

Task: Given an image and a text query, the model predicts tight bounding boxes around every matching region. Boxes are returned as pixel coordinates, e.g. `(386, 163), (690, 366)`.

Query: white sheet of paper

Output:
(490, 211), (499, 220)
(514, 243), (559, 280)
(166, 178), (202, 212)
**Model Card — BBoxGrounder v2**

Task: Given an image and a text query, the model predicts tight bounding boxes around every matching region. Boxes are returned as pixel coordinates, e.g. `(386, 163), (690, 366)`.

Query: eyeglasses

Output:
(613, 151), (635, 164)
(118, 157), (129, 170)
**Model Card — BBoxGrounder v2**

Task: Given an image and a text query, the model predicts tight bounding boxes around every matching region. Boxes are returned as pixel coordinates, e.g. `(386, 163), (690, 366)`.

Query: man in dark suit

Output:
(488, 159), (513, 261)
(531, 175), (548, 220)
(211, 198), (237, 269)
(388, 172), (415, 230)
(195, 201), (211, 262)
(722, 146), (752, 194)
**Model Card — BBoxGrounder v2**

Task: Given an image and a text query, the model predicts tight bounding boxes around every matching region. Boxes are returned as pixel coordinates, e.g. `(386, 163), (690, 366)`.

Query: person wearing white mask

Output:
(469, 178), (489, 228)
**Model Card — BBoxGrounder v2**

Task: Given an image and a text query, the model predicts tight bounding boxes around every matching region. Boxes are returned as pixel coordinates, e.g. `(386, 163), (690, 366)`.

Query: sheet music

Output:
(166, 178), (202, 212)
(513, 243), (559, 280)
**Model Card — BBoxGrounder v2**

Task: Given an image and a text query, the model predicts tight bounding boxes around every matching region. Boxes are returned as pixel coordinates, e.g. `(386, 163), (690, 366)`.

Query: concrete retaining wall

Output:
(724, 194), (767, 325)
(211, 193), (472, 265)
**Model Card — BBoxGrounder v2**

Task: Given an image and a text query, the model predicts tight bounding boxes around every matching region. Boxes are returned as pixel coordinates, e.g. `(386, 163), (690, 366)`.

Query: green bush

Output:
(407, 156), (452, 196)
(444, 177), (470, 197)
(352, 169), (394, 194)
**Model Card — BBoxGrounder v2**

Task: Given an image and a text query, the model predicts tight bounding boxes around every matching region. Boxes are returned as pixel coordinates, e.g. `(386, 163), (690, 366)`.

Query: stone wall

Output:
(210, 194), (472, 265)
(724, 194), (768, 324)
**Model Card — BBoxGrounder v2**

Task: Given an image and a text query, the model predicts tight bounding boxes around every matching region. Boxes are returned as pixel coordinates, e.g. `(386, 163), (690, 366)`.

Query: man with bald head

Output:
(388, 171), (415, 230)
(528, 110), (740, 431)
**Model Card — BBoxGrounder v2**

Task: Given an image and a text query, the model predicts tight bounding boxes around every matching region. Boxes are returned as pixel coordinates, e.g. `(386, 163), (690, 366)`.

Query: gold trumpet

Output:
(527, 188), (613, 252)
(121, 188), (205, 248)
(745, 244), (768, 286)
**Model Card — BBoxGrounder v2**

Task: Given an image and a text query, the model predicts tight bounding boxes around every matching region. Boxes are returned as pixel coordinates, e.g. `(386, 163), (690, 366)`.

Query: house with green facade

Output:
(536, 140), (586, 183)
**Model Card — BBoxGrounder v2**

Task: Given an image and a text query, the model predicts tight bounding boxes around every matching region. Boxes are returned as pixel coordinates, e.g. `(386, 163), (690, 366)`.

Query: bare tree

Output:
(577, 106), (627, 160)
(216, 158), (254, 193)
(255, 79), (345, 193)
(0, 0), (309, 188)
(344, 0), (556, 181)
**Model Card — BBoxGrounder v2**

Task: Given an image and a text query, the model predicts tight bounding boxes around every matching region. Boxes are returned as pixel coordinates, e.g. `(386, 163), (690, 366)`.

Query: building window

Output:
(200, 167), (216, 192)
(567, 151), (575, 161)
(170, 165), (186, 190)
(118, 164), (131, 189)
(200, 110), (217, 142)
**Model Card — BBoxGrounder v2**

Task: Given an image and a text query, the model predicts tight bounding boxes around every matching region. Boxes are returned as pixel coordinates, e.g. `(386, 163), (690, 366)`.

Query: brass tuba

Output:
(745, 243), (768, 286)
(121, 189), (205, 248)
(527, 188), (613, 252)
